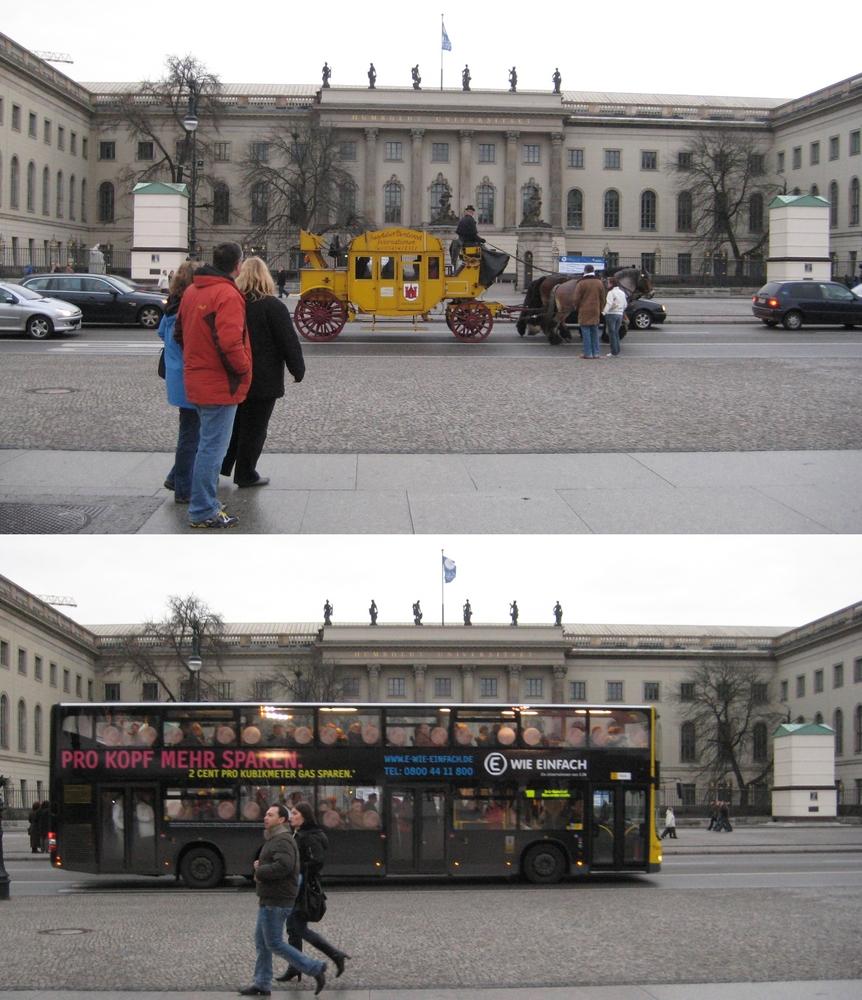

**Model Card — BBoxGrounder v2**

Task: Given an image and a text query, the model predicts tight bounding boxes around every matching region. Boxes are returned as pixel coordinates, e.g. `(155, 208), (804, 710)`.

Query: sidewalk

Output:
(2, 449), (860, 533)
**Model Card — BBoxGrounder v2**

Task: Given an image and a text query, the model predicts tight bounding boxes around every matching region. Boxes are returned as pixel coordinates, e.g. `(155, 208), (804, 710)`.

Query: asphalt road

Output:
(1, 317), (861, 454)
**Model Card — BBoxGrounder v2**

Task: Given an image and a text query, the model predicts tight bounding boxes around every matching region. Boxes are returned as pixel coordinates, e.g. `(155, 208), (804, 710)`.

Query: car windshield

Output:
(3, 283), (43, 300)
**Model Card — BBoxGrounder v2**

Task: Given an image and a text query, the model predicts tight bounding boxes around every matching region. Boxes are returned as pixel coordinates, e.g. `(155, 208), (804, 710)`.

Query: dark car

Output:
(19, 273), (167, 328)
(751, 280), (862, 330)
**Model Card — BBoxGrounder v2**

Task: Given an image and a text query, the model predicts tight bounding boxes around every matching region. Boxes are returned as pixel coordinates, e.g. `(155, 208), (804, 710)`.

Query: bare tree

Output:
(261, 661), (345, 703)
(677, 658), (783, 806)
(98, 595), (227, 701)
(673, 128), (779, 277)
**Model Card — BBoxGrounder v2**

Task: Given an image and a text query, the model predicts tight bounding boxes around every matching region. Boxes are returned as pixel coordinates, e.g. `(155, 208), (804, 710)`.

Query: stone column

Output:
(507, 664), (522, 702)
(462, 665), (475, 702)
(549, 133), (563, 230)
(413, 663), (427, 702)
(552, 665), (568, 704)
(366, 663), (380, 701)
(364, 128), (378, 227)
(410, 129), (425, 227)
(504, 131), (520, 228)
(459, 130), (474, 211)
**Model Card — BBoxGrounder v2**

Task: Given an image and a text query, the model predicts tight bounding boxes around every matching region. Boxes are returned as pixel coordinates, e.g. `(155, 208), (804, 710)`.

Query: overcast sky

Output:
(3, 1), (854, 99)
(1, 536), (859, 629)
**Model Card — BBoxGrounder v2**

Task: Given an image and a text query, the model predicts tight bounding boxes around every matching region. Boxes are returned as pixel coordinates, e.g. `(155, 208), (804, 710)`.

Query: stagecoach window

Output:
(428, 256), (441, 280)
(318, 784), (381, 830)
(355, 256), (372, 279)
(587, 708), (649, 748)
(317, 708), (381, 746)
(453, 789), (517, 830)
(384, 709), (451, 747)
(452, 709), (518, 747)
(519, 785), (584, 832)
(400, 255), (420, 281)
(165, 787), (236, 822)
(380, 255), (395, 279)
(163, 709), (238, 747)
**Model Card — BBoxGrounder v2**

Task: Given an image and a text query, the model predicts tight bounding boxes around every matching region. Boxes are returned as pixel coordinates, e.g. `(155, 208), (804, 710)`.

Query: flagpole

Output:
(441, 547), (445, 625)
(440, 13), (444, 91)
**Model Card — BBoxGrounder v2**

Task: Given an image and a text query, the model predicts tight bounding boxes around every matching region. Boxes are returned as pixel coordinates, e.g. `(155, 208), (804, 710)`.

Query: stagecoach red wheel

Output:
(294, 290), (348, 341)
(447, 300), (493, 342)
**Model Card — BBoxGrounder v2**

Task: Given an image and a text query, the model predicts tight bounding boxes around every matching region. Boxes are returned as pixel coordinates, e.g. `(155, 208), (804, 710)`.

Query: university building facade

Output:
(1, 30), (861, 278)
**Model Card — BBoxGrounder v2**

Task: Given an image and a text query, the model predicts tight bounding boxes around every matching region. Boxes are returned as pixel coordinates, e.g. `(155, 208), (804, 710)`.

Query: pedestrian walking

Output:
(276, 268), (287, 299)
(157, 269), (170, 291)
(602, 277), (627, 357)
(220, 257), (305, 489)
(159, 261), (200, 504)
(239, 802), (327, 997)
(570, 265), (607, 359)
(28, 801), (41, 853)
(718, 800), (733, 832)
(277, 802), (350, 984)
(38, 799), (51, 852)
(660, 806), (677, 839)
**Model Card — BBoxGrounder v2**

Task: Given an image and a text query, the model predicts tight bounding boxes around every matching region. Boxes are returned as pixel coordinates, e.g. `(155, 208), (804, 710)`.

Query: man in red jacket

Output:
(176, 242), (252, 528)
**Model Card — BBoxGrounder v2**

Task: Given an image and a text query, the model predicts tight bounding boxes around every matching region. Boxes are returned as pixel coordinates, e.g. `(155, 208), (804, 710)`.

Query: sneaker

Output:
(190, 509), (239, 529)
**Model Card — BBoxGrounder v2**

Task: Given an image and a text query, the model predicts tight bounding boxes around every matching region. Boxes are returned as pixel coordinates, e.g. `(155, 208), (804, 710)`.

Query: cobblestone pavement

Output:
(1, 354), (860, 454)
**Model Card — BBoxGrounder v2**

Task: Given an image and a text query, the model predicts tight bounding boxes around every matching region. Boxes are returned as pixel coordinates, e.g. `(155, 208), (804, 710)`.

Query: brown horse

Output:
(517, 267), (653, 345)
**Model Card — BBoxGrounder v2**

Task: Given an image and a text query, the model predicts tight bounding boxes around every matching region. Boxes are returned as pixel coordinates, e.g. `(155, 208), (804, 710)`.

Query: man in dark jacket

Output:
(176, 241), (252, 529)
(455, 205), (484, 248)
(239, 803), (327, 997)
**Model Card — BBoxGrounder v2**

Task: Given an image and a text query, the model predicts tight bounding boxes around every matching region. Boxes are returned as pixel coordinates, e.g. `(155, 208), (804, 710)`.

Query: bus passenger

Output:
(413, 723), (433, 746)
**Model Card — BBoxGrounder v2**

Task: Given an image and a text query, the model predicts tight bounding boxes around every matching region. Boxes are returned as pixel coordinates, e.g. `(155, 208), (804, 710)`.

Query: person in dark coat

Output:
(28, 801), (41, 853)
(38, 800), (51, 852)
(220, 256), (305, 488)
(277, 801), (350, 984)
(455, 205), (485, 248)
(276, 268), (288, 299)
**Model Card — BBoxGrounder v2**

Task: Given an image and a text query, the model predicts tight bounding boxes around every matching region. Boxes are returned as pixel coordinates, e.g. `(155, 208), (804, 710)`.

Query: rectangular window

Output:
(478, 143), (496, 163)
(829, 135), (839, 160)
(0, 640), (8, 668)
(814, 669), (824, 693)
(834, 663), (844, 688)
(677, 151), (692, 170)
(0, 98), (4, 125)
(99, 141), (116, 161)
(250, 142), (269, 163)
(431, 142), (449, 162)
(525, 677), (544, 699)
(44, 119), (52, 144)
(82, 137), (88, 159)
(137, 141), (154, 161)
(851, 130), (861, 156)
(567, 148), (584, 169)
(104, 682), (121, 701)
(70, 131), (77, 156)
(34, 656), (43, 681)
(855, 657), (862, 683)
(88, 679), (94, 699)
(678, 253), (692, 276)
(387, 676), (406, 698)
(142, 682), (159, 701)
(63, 668), (70, 693)
(434, 676), (452, 699)
(479, 676), (498, 698)
(680, 726), (697, 763)
(338, 141), (356, 161)
(12, 103), (22, 131)
(777, 150), (785, 172)
(57, 126), (65, 150)
(792, 146), (802, 169)
(643, 682), (660, 701)
(607, 680), (623, 701)
(810, 142), (820, 165)
(570, 680), (586, 700)
(212, 681), (234, 700)
(28, 111), (37, 137)
(50, 662), (57, 687)
(384, 141), (402, 161)
(18, 649), (26, 676)
(780, 679), (788, 701)
(753, 682), (768, 704)
(523, 144), (541, 164)
(75, 674), (82, 697)
(749, 153), (765, 175)
(604, 149), (621, 170)
(641, 150), (657, 170)
(341, 677), (360, 699)
(796, 674), (806, 697)
(213, 141), (231, 162)
(680, 682), (695, 702)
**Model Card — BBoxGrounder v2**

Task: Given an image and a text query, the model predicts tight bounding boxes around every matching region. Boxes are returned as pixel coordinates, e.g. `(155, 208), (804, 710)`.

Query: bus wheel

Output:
(523, 844), (566, 884)
(180, 846), (224, 889)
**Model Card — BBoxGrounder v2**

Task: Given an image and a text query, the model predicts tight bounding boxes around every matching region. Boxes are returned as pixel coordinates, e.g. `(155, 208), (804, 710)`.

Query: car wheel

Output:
(630, 309), (652, 330)
(138, 305), (163, 329)
(782, 310), (803, 331)
(26, 315), (54, 340)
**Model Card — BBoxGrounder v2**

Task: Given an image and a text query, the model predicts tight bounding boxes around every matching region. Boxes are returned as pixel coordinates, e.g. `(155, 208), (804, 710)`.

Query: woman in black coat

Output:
(220, 257), (305, 488)
(276, 801), (350, 983)
(28, 801), (41, 853)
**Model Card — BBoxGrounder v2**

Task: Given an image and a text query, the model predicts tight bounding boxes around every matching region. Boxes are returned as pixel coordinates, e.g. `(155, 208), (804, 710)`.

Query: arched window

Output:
(850, 177), (860, 227)
(10, 155), (20, 209)
(337, 180), (357, 226)
(42, 166), (50, 215)
(640, 189), (657, 230)
(834, 708), (844, 756)
(383, 179), (402, 224)
(476, 181), (495, 225)
(56, 170), (64, 218)
(676, 191), (693, 232)
(603, 189), (620, 229)
(810, 183), (819, 196)
(69, 174), (76, 221)
(829, 181), (838, 228)
(250, 182), (268, 224)
(26, 161), (36, 212)
(680, 720), (696, 762)
(98, 181), (114, 223)
(855, 705), (862, 754)
(0, 694), (8, 749)
(212, 182), (230, 225)
(566, 188), (583, 229)
(748, 193), (764, 233)
(81, 179), (87, 223)
(814, 711), (823, 725)
(34, 704), (43, 755)
(752, 721), (768, 762)
(18, 699), (26, 752)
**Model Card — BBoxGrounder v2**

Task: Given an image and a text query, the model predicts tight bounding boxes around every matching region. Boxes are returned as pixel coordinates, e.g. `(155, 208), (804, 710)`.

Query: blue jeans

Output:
(580, 325), (600, 358)
(253, 905), (324, 990)
(166, 407), (200, 500)
(604, 313), (623, 356)
(189, 404), (237, 523)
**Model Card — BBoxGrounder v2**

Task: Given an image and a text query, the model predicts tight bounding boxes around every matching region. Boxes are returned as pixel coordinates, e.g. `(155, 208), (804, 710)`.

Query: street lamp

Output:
(182, 80), (200, 258)
(187, 625), (202, 701)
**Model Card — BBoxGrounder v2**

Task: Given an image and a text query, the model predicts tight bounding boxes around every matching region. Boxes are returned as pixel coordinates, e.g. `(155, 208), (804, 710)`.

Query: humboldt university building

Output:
(2, 573), (861, 812)
(1, 30), (861, 278)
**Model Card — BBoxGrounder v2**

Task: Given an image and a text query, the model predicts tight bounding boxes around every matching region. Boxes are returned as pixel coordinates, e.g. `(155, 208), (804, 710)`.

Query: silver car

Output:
(0, 281), (83, 339)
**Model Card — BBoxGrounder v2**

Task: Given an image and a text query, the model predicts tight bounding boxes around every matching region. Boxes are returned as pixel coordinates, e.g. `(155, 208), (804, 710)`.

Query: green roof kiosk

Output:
(131, 181), (190, 287)
(771, 722), (837, 820)
(767, 194), (831, 283)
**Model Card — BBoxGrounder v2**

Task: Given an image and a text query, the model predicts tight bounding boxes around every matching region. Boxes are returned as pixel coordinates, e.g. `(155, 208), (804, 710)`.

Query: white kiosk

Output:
(771, 722), (837, 820)
(766, 194), (831, 283)
(131, 182), (190, 286)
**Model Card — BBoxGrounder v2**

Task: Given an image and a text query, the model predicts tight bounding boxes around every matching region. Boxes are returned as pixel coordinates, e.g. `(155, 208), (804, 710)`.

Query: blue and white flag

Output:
(441, 22), (452, 51)
(442, 555), (456, 582)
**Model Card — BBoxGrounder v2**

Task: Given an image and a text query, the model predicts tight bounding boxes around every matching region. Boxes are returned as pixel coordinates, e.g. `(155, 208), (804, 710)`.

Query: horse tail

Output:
(544, 284), (564, 345)
(516, 275), (545, 336)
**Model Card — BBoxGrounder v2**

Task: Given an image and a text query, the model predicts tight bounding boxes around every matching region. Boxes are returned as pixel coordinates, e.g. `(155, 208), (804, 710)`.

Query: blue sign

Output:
(559, 255), (606, 275)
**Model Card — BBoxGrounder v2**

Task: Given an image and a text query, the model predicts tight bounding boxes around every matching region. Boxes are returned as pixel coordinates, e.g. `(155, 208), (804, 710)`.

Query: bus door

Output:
(589, 785), (649, 870)
(98, 784), (159, 874)
(386, 786), (447, 874)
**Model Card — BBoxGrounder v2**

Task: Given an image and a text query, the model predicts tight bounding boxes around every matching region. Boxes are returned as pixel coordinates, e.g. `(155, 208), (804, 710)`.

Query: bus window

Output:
(60, 712), (96, 749)
(163, 709), (237, 747)
(94, 710), (159, 747)
(520, 786), (584, 831)
(609, 708), (650, 748)
(355, 256), (372, 279)
(318, 785), (382, 830)
(164, 787), (236, 822)
(428, 256), (441, 280)
(385, 709), (450, 747)
(318, 708), (381, 746)
(453, 788), (516, 830)
(250, 708), (314, 746)
(452, 709), (518, 747)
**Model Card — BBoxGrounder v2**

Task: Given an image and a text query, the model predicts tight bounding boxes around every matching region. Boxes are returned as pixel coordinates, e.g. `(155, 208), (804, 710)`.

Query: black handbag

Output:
(300, 871), (327, 923)
(157, 347), (166, 379)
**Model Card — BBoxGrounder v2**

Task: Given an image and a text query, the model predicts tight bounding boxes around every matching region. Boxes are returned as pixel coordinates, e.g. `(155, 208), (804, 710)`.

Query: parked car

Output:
(751, 280), (862, 330)
(19, 273), (167, 328)
(0, 281), (83, 339)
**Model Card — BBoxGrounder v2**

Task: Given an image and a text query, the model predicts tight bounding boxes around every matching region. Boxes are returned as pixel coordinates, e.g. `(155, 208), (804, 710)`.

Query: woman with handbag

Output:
(276, 802), (350, 983)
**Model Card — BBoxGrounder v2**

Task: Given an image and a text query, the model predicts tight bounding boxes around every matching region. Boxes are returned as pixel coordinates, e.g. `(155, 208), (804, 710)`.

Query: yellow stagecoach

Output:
(293, 228), (510, 342)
